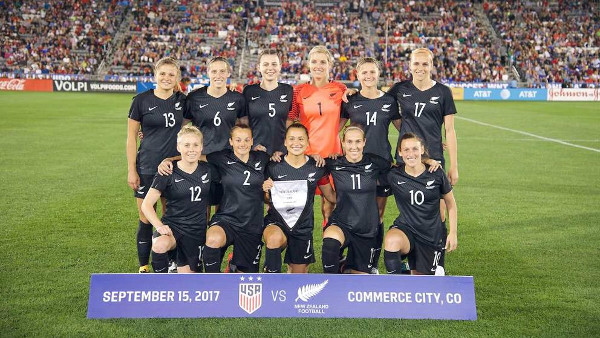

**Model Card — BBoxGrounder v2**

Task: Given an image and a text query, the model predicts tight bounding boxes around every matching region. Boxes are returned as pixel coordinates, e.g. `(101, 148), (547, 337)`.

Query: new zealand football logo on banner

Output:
(238, 276), (262, 314)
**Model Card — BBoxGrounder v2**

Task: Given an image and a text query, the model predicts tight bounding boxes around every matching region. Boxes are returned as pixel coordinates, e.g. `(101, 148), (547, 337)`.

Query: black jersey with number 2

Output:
(387, 164), (452, 248)
(184, 87), (247, 154)
(265, 157), (328, 235)
(128, 90), (186, 175)
(151, 161), (213, 240)
(341, 92), (400, 162)
(326, 154), (390, 237)
(243, 83), (293, 155)
(388, 81), (457, 162)
(207, 149), (270, 234)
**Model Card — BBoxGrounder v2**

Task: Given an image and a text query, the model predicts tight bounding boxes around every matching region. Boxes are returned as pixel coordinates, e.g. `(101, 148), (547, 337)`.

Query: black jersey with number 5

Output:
(326, 154), (390, 237)
(387, 164), (452, 248)
(243, 83), (293, 155)
(184, 87), (247, 154)
(150, 161), (213, 240)
(265, 157), (328, 235)
(128, 90), (186, 175)
(341, 92), (400, 162)
(207, 150), (270, 234)
(388, 81), (457, 162)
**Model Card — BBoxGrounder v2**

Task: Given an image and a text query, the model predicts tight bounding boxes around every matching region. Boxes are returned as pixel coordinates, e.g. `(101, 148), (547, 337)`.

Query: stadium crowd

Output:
(0, 0), (127, 76)
(485, 0), (600, 88)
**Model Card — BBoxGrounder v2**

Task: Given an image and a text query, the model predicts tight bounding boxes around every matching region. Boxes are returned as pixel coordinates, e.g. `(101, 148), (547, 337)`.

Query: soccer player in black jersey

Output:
(322, 126), (391, 274)
(262, 123), (336, 273)
(126, 57), (186, 273)
(241, 49), (294, 157)
(141, 126), (212, 273)
(201, 124), (270, 273)
(387, 48), (459, 222)
(184, 56), (247, 155)
(341, 57), (401, 273)
(384, 133), (458, 275)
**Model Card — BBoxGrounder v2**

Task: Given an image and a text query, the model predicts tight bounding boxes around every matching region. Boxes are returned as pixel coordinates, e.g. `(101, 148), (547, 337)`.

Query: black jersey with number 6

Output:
(341, 92), (400, 162)
(387, 164), (452, 248)
(150, 161), (213, 240)
(326, 154), (390, 237)
(128, 90), (186, 175)
(184, 87), (247, 154)
(265, 157), (328, 235)
(387, 81), (457, 162)
(207, 150), (270, 234)
(243, 83), (293, 155)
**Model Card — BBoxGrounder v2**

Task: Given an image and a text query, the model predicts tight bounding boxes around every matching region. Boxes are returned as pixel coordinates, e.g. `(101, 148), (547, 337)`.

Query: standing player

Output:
(384, 133), (457, 275)
(322, 126), (390, 274)
(141, 126), (212, 273)
(241, 49), (293, 157)
(126, 56), (186, 273)
(387, 48), (459, 220)
(288, 45), (347, 224)
(341, 57), (401, 272)
(201, 124), (270, 273)
(262, 123), (336, 273)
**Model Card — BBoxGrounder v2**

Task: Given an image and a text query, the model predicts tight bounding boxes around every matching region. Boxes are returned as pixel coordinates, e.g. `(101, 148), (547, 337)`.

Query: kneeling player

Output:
(322, 126), (391, 274)
(141, 126), (212, 273)
(384, 133), (458, 275)
(262, 123), (335, 273)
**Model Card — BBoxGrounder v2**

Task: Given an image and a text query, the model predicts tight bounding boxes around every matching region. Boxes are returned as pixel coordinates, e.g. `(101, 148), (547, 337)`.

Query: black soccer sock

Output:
(168, 248), (177, 262)
(151, 251), (169, 273)
(264, 247), (282, 273)
(203, 246), (222, 273)
(322, 238), (342, 274)
(136, 220), (153, 266)
(384, 250), (402, 274)
(371, 222), (384, 268)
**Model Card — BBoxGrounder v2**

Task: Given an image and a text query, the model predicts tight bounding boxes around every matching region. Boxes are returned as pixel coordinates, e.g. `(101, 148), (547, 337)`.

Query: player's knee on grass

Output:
(322, 237), (342, 273)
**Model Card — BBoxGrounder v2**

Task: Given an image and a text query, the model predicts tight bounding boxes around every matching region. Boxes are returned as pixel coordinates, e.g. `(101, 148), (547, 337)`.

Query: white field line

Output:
(455, 116), (600, 153)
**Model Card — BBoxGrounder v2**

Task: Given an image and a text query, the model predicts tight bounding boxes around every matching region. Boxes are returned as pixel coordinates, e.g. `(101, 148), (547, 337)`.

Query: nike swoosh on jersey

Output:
(397, 181), (406, 185)
(335, 166), (345, 170)
(403, 93), (412, 97)
(175, 178), (184, 182)
(251, 96), (260, 100)
(354, 105), (362, 108)
(149, 106), (158, 111)
(205, 262), (218, 266)
(227, 161), (236, 164)
(277, 175), (287, 178)
(199, 104), (208, 108)
(303, 254), (313, 259)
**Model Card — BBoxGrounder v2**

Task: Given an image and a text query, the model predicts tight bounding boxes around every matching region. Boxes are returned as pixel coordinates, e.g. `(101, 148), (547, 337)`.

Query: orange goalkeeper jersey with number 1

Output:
(289, 81), (346, 157)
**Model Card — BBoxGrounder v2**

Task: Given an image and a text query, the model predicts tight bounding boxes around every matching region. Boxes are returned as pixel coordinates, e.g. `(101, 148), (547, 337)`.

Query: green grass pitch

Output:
(1, 92), (598, 336)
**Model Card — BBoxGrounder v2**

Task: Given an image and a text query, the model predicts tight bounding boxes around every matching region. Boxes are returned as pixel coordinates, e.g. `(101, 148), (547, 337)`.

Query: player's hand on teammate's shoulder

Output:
(424, 159), (441, 172)
(158, 159), (173, 175)
(311, 154), (325, 167)
(342, 88), (358, 103)
(253, 144), (267, 152)
(270, 151), (284, 162)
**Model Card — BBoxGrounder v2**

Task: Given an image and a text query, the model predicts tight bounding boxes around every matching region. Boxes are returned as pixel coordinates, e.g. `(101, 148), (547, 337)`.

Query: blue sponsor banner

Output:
(88, 273), (476, 320)
(464, 88), (547, 101)
(137, 81), (155, 93)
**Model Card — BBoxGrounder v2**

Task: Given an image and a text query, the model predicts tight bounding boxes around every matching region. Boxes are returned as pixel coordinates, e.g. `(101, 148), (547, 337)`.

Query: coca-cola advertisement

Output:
(0, 78), (52, 92)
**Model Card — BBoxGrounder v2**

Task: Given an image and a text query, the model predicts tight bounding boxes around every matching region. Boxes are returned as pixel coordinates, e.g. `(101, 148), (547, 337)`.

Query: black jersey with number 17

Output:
(388, 81), (457, 162)
(265, 157), (328, 235)
(326, 154), (390, 237)
(387, 164), (452, 248)
(150, 161), (213, 240)
(243, 83), (293, 155)
(207, 149), (270, 235)
(184, 87), (247, 154)
(341, 92), (400, 162)
(128, 90), (186, 175)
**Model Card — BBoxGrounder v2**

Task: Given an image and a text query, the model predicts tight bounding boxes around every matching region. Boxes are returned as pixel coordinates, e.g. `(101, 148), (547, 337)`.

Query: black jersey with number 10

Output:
(128, 90), (186, 175)
(243, 83), (293, 155)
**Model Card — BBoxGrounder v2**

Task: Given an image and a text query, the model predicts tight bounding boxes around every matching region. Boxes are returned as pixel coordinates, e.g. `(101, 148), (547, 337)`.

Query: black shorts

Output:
(390, 224), (445, 275)
(209, 182), (223, 205)
(376, 185), (392, 198)
(210, 222), (263, 273)
(327, 224), (378, 274)
(134, 173), (155, 198)
(264, 221), (315, 265)
(153, 227), (205, 272)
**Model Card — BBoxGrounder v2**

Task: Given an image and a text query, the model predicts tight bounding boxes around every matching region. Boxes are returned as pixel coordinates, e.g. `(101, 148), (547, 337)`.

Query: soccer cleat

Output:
(401, 261), (411, 274)
(168, 260), (177, 273)
(370, 267), (380, 275)
(338, 255), (347, 274)
(138, 265), (150, 273)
